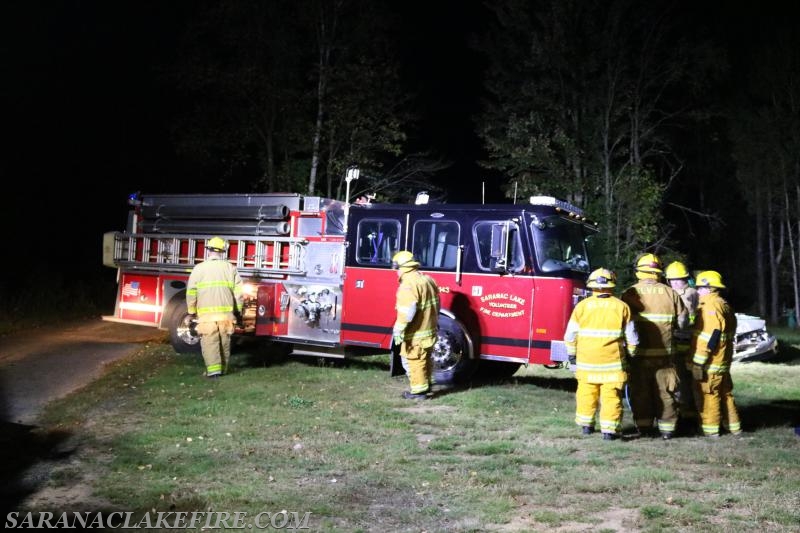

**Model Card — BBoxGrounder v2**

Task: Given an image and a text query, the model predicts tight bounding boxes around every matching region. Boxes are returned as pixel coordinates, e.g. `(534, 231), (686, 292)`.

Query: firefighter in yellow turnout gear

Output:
(690, 270), (742, 437)
(186, 237), (244, 378)
(665, 261), (700, 421)
(622, 253), (688, 439)
(392, 251), (440, 400)
(564, 268), (638, 440)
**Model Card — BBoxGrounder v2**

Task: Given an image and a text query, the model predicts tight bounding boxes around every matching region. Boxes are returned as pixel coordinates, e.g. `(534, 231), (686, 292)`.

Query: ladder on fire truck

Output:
(105, 232), (308, 277)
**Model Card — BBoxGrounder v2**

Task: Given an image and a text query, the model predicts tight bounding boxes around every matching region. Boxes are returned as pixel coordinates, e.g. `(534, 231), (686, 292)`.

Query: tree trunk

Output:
(308, 69), (326, 195)
(767, 185), (785, 324)
(785, 183), (798, 326)
(307, 3), (338, 196)
(794, 183), (800, 327)
(756, 183), (766, 317)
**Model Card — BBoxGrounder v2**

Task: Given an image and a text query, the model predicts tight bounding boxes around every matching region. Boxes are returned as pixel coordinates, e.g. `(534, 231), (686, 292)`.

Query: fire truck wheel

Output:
(432, 315), (477, 386)
(167, 301), (202, 354)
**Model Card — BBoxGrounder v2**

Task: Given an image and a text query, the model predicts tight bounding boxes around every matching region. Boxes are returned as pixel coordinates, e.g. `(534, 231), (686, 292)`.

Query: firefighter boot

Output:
(402, 391), (429, 401)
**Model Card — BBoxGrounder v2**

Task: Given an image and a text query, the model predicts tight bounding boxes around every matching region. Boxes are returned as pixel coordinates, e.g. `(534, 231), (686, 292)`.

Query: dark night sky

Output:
(0, 1), (794, 291)
(396, 1), (493, 202)
(2, 1), (495, 285)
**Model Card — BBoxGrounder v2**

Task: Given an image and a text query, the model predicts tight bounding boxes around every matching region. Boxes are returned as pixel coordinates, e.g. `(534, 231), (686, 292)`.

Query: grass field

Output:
(7, 330), (800, 532)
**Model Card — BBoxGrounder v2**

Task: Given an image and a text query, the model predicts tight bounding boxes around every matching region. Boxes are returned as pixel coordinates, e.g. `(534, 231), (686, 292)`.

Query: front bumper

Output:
(733, 313), (778, 363)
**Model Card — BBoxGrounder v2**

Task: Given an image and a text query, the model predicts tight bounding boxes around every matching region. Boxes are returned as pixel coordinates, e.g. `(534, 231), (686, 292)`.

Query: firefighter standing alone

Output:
(186, 236), (244, 379)
(391, 251), (440, 400)
(564, 268), (638, 440)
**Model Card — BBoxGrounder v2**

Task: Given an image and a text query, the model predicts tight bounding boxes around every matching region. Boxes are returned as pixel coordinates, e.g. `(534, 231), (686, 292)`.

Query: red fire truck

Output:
(103, 190), (598, 384)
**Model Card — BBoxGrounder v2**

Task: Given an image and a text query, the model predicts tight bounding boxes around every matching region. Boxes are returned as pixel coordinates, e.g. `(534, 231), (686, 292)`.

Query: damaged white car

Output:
(733, 313), (778, 363)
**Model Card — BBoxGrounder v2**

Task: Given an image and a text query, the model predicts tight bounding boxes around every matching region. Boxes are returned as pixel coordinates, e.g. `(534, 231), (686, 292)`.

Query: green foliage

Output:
(614, 169), (664, 246)
(475, 0), (719, 271)
(287, 395), (315, 409)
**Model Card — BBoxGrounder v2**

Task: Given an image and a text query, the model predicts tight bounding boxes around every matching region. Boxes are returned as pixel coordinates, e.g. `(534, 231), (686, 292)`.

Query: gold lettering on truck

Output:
(478, 293), (527, 318)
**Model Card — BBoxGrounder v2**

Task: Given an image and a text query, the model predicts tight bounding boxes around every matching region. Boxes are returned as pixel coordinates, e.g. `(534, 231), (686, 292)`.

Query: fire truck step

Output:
(290, 347), (346, 359)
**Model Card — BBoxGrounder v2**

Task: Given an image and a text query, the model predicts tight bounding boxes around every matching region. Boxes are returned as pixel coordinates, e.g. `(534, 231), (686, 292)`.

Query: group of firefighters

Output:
(185, 236), (740, 441)
(565, 254), (741, 441)
(387, 247), (742, 443)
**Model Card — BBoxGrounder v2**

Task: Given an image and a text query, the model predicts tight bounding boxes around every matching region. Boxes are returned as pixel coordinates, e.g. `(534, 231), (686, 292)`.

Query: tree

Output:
(730, 24), (800, 323)
(475, 0), (721, 274)
(166, 1), (309, 192)
(166, 1), (419, 197)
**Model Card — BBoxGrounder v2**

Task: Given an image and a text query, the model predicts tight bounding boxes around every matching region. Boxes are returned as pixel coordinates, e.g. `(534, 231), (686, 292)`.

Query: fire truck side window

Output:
(532, 216), (592, 273)
(473, 221), (524, 273)
(355, 219), (400, 266)
(412, 221), (460, 269)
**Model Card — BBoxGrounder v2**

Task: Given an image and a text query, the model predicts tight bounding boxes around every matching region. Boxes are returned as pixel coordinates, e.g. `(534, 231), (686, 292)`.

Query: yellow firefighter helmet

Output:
(586, 268), (616, 289)
(207, 236), (228, 252)
(665, 261), (690, 280)
(695, 270), (726, 289)
(391, 250), (420, 270)
(635, 252), (663, 274)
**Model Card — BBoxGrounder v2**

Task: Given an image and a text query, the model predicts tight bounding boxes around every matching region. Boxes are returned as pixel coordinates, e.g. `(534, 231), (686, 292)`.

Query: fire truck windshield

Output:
(532, 216), (594, 274)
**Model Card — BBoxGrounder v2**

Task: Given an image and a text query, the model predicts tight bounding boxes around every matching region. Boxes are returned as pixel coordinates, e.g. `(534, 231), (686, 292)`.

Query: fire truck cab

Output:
(103, 192), (598, 384)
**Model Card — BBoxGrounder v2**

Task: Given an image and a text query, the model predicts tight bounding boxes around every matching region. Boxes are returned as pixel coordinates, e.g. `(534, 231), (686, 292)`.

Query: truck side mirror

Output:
(490, 223), (509, 273)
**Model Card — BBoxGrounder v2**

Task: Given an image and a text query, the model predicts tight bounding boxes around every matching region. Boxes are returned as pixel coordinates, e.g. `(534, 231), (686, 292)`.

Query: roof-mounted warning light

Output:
(128, 191), (143, 207)
(529, 195), (584, 217)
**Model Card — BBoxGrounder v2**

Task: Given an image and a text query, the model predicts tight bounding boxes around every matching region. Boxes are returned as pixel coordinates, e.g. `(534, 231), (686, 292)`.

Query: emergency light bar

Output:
(529, 195), (584, 216)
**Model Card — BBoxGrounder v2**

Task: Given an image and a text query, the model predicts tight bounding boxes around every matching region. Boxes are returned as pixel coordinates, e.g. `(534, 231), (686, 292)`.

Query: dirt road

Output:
(0, 319), (167, 426)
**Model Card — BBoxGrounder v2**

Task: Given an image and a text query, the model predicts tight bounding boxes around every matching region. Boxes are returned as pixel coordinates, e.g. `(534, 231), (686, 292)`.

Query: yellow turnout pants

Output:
(628, 357), (679, 434)
(401, 343), (433, 394)
(693, 372), (741, 436)
(197, 319), (235, 376)
(575, 379), (625, 435)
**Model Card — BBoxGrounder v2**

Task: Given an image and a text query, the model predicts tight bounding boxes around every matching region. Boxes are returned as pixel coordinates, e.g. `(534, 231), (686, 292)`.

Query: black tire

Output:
(167, 298), (201, 354)
(432, 314), (478, 386)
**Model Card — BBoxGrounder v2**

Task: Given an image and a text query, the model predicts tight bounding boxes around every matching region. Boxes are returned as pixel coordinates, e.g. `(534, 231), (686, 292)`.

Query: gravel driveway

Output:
(0, 319), (167, 426)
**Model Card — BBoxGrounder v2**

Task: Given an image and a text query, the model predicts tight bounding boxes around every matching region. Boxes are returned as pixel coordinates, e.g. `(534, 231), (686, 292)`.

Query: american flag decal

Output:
(122, 281), (140, 297)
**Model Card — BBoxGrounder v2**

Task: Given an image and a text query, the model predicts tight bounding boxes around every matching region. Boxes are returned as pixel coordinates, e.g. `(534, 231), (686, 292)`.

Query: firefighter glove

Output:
(393, 329), (405, 346)
(568, 355), (576, 367)
(691, 363), (704, 381)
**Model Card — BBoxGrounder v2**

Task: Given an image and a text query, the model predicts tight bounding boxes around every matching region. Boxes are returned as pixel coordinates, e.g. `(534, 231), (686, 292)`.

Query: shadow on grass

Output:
(0, 423), (75, 516)
(231, 339), (392, 373)
(744, 341), (800, 365)
(734, 343), (800, 429)
(457, 362), (800, 434)
(738, 399), (800, 432)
